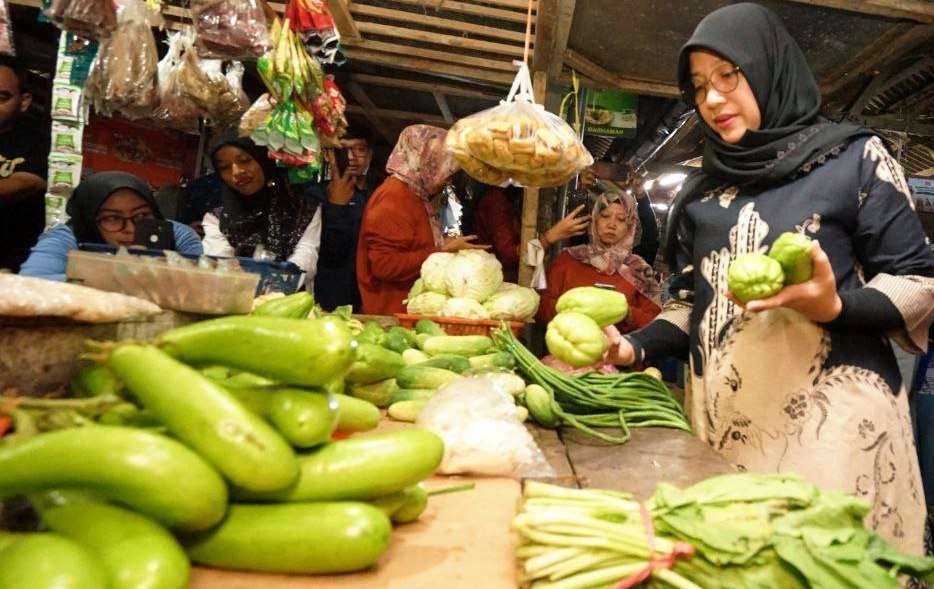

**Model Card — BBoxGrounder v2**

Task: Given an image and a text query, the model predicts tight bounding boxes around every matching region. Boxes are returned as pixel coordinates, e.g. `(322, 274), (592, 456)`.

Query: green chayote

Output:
(555, 286), (629, 327)
(768, 232), (814, 285)
(727, 254), (785, 303)
(545, 312), (609, 368)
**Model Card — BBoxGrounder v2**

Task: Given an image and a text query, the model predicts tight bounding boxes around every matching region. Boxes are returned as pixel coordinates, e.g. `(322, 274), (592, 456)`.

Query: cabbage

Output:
(484, 286), (540, 321)
(421, 253), (455, 294)
(444, 250), (503, 302)
(440, 297), (490, 319)
(496, 282), (519, 292)
(408, 278), (426, 300)
(406, 292), (447, 315)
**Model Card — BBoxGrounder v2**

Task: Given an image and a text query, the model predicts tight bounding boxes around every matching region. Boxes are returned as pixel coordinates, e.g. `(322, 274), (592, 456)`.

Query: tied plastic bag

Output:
(192, 0), (271, 60)
(239, 93), (275, 138)
(0, 0), (14, 56)
(175, 44), (248, 126)
(307, 75), (347, 148)
(84, 0), (158, 120)
(446, 62), (593, 188)
(416, 376), (555, 478)
(153, 31), (201, 132)
(47, 0), (116, 40)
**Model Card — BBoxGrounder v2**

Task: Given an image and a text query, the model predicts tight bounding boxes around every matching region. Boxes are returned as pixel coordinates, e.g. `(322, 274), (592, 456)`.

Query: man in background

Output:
(313, 125), (380, 311)
(0, 56), (50, 272)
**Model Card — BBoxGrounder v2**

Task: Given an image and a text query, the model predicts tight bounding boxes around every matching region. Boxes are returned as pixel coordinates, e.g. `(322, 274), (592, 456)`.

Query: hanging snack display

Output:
(152, 31), (202, 133)
(46, 0), (116, 40)
(0, 0), (14, 56)
(191, 0), (271, 60)
(175, 38), (249, 126)
(84, 0), (158, 120)
(283, 0), (340, 63)
(239, 93), (275, 138)
(308, 75), (347, 147)
(446, 62), (593, 188)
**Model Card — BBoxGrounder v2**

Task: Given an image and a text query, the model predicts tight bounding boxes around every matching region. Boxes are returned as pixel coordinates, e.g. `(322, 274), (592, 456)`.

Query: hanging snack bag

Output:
(176, 48), (247, 126)
(47, 0), (116, 40)
(239, 93), (275, 138)
(446, 62), (593, 188)
(191, 0), (271, 60)
(153, 30), (201, 133)
(84, 0), (158, 120)
(308, 75), (347, 147)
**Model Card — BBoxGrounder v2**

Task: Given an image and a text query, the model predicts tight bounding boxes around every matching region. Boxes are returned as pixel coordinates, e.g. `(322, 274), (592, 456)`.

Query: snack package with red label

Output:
(306, 75), (346, 147)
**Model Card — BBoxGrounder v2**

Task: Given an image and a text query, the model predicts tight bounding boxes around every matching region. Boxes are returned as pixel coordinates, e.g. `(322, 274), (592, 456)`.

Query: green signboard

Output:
(584, 90), (638, 138)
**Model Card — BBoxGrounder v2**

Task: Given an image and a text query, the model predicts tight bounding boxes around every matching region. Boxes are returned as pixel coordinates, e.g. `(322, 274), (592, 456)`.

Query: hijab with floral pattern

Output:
(565, 188), (661, 299)
(386, 125), (460, 246)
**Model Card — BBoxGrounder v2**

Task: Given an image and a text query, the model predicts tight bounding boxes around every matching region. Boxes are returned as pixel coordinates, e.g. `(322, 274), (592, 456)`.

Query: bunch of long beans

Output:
(493, 329), (690, 443)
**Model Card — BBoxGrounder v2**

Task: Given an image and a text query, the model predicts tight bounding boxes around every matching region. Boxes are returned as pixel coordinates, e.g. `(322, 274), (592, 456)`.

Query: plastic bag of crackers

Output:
(445, 63), (593, 188)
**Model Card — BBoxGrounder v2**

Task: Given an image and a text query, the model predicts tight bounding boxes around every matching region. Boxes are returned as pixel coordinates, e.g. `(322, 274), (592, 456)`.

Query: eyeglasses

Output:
(688, 63), (742, 105)
(345, 146), (371, 157)
(96, 211), (154, 232)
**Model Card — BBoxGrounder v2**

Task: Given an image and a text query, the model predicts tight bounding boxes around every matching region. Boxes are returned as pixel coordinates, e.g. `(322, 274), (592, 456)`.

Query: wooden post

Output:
(518, 70), (548, 287)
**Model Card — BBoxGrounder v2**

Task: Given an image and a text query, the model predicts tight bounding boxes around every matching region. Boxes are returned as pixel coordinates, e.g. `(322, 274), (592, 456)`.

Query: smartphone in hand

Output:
(334, 148), (350, 177)
(134, 218), (175, 250)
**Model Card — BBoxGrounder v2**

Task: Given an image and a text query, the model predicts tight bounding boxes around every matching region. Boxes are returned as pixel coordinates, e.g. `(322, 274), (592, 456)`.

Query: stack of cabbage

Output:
(405, 251), (540, 322)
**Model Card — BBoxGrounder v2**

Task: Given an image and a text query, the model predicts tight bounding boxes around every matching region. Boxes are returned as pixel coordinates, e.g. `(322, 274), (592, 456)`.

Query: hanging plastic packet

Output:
(307, 75), (346, 148)
(84, 0), (158, 120)
(152, 31), (200, 132)
(284, 0), (340, 63)
(51, 120), (83, 154)
(47, 0), (117, 40)
(63, 33), (98, 85)
(239, 93), (275, 138)
(50, 83), (84, 123)
(0, 0), (14, 56)
(191, 0), (271, 60)
(176, 46), (247, 126)
(446, 62), (593, 188)
(224, 61), (251, 119)
(47, 153), (83, 196)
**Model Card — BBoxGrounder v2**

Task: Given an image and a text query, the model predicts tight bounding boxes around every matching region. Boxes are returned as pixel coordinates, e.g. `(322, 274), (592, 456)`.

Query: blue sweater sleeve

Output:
(171, 221), (204, 256)
(18, 224), (77, 281)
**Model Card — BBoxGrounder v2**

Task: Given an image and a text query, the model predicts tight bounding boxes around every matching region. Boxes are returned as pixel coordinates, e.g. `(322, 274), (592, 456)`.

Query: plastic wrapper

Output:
(0, 274), (161, 323)
(51, 120), (83, 154)
(175, 46), (247, 126)
(47, 153), (82, 195)
(284, 0), (339, 63)
(446, 63), (593, 188)
(416, 376), (555, 478)
(251, 99), (319, 167)
(84, 0), (158, 120)
(0, 0), (14, 56)
(307, 75), (346, 147)
(47, 0), (116, 40)
(192, 0), (271, 60)
(153, 31), (201, 132)
(257, 17), (323, 104)
(239, 93), (275, 138)
(50, 83), (84, 122)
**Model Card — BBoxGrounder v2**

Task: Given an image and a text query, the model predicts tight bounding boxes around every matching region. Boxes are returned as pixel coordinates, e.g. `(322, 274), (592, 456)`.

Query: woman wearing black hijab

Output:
(19, 171), (203, 281)
(201, 136), (321, 287)
(608, 3), (934, 554)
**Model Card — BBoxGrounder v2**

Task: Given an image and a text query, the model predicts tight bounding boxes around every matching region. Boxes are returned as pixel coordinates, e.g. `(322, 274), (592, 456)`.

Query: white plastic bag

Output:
(445, 62), (593, 188)
(416, 376), (555, 478)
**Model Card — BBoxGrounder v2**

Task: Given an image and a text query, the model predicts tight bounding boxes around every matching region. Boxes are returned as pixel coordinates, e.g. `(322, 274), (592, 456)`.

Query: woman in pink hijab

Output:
(356, 125), (486, 315)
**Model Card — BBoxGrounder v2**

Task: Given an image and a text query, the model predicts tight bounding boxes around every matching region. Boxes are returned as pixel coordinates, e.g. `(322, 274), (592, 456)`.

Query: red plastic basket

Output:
(394, 314), (525, 337)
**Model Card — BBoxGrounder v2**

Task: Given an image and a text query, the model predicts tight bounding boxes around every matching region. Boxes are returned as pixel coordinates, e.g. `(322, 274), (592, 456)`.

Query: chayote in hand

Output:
(727, 254), (785, 303)
(768, 232), (814, 285)
(555, 286), (629, 327)
(545, 312), (609, 368)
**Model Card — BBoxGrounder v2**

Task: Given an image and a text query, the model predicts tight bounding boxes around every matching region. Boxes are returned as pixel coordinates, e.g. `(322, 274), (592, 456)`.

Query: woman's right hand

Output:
(542, 205), (589, 246)
(603, 325), (636, 366)
(442, 234), (490, 253)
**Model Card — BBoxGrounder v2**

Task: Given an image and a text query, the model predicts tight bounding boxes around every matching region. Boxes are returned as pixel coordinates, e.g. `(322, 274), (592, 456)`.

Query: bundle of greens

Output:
(493, 328), (690, 443)
(514, 474), (934, 588)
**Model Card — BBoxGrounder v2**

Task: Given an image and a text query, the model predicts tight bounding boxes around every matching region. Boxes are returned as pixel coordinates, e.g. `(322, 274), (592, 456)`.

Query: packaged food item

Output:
(45, 193), (69, 227)
(46, 0), (117, 40)
(176, 47), (248, 126)
(50, 83), (84, 123)
(308, 75), (347, 147)
(84, 0), (158, 120)
(446, 62), (593, 188)
(240, 93), (275, 138)
(152, 31), (200, 132)
(0, 0), (14, 56)
(47, 153), (83, 196)
(51, 120), (84, 154)
(191, 0), (271, 60)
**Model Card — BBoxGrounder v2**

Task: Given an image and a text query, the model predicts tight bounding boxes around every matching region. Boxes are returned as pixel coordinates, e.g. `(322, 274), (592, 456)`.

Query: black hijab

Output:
(664, 2), (872, 266)
(210, 135), (317, 261)
(67, 171), (162, 244)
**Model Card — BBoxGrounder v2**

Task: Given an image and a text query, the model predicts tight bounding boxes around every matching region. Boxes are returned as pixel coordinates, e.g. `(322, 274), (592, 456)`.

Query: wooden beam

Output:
(563, 49), (681, 97)
(346, 82), (395, 142)
(341, 37), (516, 72)
(548, 0), (576, 79)
(384, 0), (533, 24)
(343, 47), (516, 85)
(820, 24), (932, 96)
(433, 92), (454, 124)
(780, 0), (934, 24)
(858, 113), (934, 136)
(327, 0), (362, 39)
(348, 3), (528, 43)
(460, 0), (537, 11)
(345, 104), (450, 126)
(355, 21), (526, 57)
(530, 0), (575, 79)
(518, 69), (548, 287)
(352, 73), (502, 100)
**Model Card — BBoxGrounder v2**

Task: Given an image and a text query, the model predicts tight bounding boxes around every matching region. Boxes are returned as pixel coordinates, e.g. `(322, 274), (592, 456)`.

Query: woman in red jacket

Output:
(356, 125), (484, 315)
(539, 191), (661, 333)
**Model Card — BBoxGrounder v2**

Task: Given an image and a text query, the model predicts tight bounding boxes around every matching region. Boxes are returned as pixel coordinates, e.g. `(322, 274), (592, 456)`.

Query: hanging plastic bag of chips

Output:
(446, 62), (593, 188)
(306, 75), (346, 148)
(84, 0), (158, 119)
(191, 0), (271, 60)
(153, 30), (201, 132)
(175, 44), (248, 126)
(239, 92), (275, 138)
(284, 0), (339, 63)
(47, 0), (116, 40)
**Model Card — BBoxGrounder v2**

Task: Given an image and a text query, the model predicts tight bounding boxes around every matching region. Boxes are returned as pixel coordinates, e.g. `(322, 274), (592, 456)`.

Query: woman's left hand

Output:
(728, 241), (843, 323)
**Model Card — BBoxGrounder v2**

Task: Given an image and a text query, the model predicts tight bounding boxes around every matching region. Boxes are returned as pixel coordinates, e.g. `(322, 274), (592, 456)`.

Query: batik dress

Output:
(640, 136), (934, 554)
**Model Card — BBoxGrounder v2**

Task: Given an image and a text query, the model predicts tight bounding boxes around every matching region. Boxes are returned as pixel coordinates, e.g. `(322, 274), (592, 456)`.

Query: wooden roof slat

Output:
(563, 48), (681, 97)
(346, 82), (397, 140)
(342, 37), (516, 71)
(348, 3), (528, 43)
(433, 91), (455, 123)
(344, 47), (516, 85)
(351, 73), (502, 99)
(379, 0), (534, 25)
(781, 0), (934, 25)
(456, 0), (536, 12)
(355, 20), (526, 57)
(345, 103), (450, 125)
